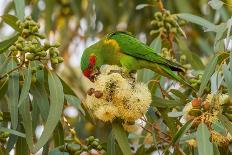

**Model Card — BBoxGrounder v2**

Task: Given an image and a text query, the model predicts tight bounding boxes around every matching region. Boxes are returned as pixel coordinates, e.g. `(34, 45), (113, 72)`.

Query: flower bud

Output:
(58, 57), (64, 63)
(51, 57), (58, 64)
(26, 53), (35, 60)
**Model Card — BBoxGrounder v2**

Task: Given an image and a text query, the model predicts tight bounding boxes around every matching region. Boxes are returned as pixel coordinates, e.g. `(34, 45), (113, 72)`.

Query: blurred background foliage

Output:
(1, 0), (232, 154)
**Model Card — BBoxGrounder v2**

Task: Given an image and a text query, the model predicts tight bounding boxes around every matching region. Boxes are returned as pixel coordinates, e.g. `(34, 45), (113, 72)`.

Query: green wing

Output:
(109, 32), (184, 72)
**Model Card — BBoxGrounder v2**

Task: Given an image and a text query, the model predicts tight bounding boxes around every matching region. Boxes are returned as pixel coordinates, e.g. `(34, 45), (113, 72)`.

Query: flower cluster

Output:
(183, 93), (232, 146)
(85, 65), (152, 132)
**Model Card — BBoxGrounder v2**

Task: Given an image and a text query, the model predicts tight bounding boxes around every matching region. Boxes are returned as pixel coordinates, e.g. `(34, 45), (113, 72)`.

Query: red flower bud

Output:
(83, 68), (91, 77)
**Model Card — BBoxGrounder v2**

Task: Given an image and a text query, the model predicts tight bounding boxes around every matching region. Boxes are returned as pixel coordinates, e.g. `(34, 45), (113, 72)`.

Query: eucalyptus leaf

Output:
(19, 97), (33, 151)
(7, 58), (19, 129)
(198, 55), (218, 96)
(150, 36), (162, 53)
(0, 34), (18, 54)
(208, 0), (223, 10)
(1, 14), (20, 31)
(196, 123), (213, 155)
(32, 70), (64, 153)
(65, 95), (85, 116)
(112, 122), (131, 155)
(13, 0), (25, 20)
(172, 120), (193, 144)
(177, 13), (215, 31)
(218, 114), (232, 136)
(0, 127), (25, 138)
(18, 67), (32, 107)
(107, 131), (116, 155)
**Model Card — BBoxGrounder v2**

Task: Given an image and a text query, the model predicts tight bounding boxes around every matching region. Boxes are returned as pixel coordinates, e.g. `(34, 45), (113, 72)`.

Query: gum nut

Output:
(58, 57), (64, 63)
(51, 58), (59, 64)
(97, 145), (102, 150)
(87, 88), (95, 95)
(26, 53), (35, 60)
(191, 98), (201, 107)
(203, 102), (210, 110)
(53, 42), (61, 47)
(91, 141), (99, 147)
(88, 136), (95, 142)
(188, 108), (202, 117)
(94, 91), (103, 98)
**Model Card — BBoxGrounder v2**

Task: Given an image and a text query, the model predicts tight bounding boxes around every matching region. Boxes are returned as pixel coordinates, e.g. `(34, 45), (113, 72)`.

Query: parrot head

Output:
(81, 47), (102, 81)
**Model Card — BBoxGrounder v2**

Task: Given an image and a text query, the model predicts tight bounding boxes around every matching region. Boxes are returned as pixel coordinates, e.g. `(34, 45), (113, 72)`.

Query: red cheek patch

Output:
(89, 55), (96, 66)
(83, 69), (91, 77)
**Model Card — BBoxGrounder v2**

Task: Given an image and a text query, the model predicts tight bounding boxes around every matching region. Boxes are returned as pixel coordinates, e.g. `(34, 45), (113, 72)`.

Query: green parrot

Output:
(81, 31), (190, 87)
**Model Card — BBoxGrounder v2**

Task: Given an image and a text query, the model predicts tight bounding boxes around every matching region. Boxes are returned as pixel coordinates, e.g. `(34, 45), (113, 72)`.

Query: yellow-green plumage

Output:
(81, 31), (190, 87)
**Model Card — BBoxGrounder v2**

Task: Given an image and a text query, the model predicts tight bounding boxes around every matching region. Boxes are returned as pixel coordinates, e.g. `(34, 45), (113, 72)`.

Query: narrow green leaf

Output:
(59, 76), (77, 96)
(13, 0), (25, 20)
(177, 13), (215, 30)
(18, 67), (31, 107)
(15, 135), (30, 155)
(7, 59), (19, 129)
(1, 14), (20, 31)
(172, 120), (193, 144)
(53, 122), (64, 147)
(151, 96), (183, 108)
(178, 38), (204, 70)
(112, 122), (131, 155)
(0, 127), (25, 138)
(213, 143), (220, 155)
(19, 97), (34, 151)
(0, 77), (8, 98)
(31, 100), (40, 130)
(65, 95), (85, 116)
(222, 65), (232, 98)
(30, 83), (49, 120)
(218, 114), (232, 136)
(198, 55), (218, 96)
(0, 56), (9, 74)
(33, 70), (64, 153)
(196, 123), (213, 155)
(0, 34), (18, 54)
(107, 131), (116, 155)
(150, 36), (162, 53)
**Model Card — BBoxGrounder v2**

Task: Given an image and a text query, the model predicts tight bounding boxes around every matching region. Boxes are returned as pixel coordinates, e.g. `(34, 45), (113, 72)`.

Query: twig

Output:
(157, 0), (165, 12)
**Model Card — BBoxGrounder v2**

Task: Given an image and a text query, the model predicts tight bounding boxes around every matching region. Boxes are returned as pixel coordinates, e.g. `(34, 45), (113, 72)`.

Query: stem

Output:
(157, 0), (165, 12)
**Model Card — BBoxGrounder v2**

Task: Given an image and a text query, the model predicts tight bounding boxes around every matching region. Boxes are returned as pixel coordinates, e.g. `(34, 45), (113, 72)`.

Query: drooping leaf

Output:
(33, 70), (64, 153)
(178, 38), (204, 70)
(107, 131), (116, 155)
(30, 83), (49, 121)
(13, 0), (25, 20)
(7, 58), (19, 129)
(151, 96), (183, 108)
(112, 122), (131, 155)
(0, 76), (8, 99)
(53, 122), (64, 147)
(19, 97), (33, 151)
(18, 67), (32, 107)
(15, 134), (30, 155)
(150, 36), (162, 53)
(65, 95), (85, 116)
(172, 120), (193, 144)
(208, 0), (224, 10)
(0, 127), (25, 138)
(0, 34), (18, 54)
(196, 123), (213, 155)
(177, 13), (215, 30)
(213, 143), (220, 155)
(1, 14), (20, 31)
(218, 114), (232, 136)
(198, 55), (218, 96)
